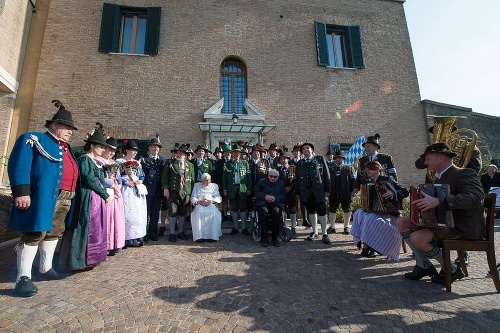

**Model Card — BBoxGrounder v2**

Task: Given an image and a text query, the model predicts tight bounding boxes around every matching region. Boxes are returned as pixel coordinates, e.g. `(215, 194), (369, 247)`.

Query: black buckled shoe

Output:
(404, 265), (438, 280)
(15, 276), (38, 297)
(431, 267), (465, 286)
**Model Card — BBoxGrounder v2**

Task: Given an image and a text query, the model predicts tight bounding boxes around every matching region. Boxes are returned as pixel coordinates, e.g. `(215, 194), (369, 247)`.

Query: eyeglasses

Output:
(269, 175), (278, 179)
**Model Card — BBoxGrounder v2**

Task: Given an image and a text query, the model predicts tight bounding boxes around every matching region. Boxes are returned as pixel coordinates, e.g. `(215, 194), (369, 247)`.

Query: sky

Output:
(403, 0), (500, 117)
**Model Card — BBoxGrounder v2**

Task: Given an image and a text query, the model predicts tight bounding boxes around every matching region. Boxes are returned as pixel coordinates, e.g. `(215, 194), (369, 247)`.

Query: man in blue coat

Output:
(8, 100), (79, 297)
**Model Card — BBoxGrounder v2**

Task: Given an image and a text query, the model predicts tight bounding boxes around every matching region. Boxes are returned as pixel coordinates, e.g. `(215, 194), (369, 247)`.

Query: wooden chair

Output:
(442, 193), (500, 292)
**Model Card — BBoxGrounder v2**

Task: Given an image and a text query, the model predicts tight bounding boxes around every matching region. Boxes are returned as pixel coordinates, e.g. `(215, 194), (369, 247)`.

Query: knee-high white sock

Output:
(319, 215), (328, 235)
(309, 214), (318, 236)
(343, 211), (352, 228)
(328, 213), (337, 229)
(39, 240), (59, 273)
(16, 244), (38, 282)
(290, 213), (297, 228)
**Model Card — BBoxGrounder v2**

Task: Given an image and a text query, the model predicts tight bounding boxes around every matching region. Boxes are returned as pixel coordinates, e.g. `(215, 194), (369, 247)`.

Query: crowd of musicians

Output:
(7, 101), (499, 297)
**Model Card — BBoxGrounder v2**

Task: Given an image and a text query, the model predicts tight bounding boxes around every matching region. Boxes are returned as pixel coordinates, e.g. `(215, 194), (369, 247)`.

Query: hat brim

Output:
(421, 151), (457, 158)
(362, 142), (380, 149)
(45, 119), (78, 130)
(148, 143), (162, 148)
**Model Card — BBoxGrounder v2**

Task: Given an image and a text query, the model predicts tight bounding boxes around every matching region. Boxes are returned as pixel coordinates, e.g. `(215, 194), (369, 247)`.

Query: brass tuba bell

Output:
(427, 116), (477, 181)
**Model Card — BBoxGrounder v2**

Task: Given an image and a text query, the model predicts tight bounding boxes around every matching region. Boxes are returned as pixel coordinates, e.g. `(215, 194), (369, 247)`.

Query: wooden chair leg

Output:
(486, 252), (500, 293)
(457, 251), (468, 277)
(443, 246), (452, 292)
(402, 239), (407, 253)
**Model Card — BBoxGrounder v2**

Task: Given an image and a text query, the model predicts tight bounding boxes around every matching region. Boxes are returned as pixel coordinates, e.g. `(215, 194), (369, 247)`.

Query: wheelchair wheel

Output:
(251, 211), (261, 242)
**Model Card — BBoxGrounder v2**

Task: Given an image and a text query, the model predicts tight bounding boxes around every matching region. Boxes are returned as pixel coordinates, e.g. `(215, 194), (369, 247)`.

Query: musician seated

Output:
(254, 169), (286, 247)
(350, 161), (408, 260)
(190, 173), (223, 243)
(396, 143), (484, 286)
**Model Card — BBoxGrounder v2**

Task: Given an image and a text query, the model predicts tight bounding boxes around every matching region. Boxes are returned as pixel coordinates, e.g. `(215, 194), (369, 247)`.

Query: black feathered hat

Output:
(363, 133), (381, 149)
(45, 100), (78, 130)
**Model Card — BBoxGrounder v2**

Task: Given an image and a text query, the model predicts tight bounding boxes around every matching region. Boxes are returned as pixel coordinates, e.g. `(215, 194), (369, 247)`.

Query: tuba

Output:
(427, 116), (477, 182)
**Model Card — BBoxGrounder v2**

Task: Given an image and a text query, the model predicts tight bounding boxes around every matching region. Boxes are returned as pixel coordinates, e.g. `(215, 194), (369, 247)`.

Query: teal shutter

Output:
(314, 21), (329, 66)
(347, 26), (365, 69)
(144, 7), (161, 55)
(98, 3), (121, 53)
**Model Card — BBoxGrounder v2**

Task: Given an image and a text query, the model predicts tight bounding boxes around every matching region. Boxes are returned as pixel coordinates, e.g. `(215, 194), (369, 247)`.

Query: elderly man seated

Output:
(254, 169), (286, 247)
(190, 173), (223, 242)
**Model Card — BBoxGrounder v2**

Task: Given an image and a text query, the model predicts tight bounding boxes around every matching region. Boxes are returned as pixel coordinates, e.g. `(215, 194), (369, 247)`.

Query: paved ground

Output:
(1, 221), (499, 333)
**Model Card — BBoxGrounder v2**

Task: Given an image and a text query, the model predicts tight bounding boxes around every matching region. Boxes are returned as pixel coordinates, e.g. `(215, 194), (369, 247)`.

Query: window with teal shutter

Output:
(98, 3), (161, 55)
(314, 21), (364, 69)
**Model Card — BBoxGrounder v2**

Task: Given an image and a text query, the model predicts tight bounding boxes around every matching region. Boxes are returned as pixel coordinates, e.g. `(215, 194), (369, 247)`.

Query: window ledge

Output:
(108, 53), (150, 57)
(326, 66), (358, 71)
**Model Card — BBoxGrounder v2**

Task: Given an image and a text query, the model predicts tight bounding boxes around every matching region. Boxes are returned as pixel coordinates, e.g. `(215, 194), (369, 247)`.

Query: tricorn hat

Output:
(105, 137), (118, 150)
(123, 139), (139, 151)
(84, 129), (107, 146)
(176, 143), (190, 154)
(301, 142), (315, 152)
(147, 135), (162, 148)
(363, 133), (381, 149)
(45, 100), (78, 130)
(419, 142), (457, 159)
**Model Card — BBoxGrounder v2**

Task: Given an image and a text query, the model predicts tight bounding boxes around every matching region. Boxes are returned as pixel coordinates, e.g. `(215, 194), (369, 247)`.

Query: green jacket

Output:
(161, 159), (195, 195)
(222, 159), (252, 199)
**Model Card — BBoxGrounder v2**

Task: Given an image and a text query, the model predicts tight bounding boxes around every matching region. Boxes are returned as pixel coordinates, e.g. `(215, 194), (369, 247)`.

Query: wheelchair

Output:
(251, 206), (293, 243)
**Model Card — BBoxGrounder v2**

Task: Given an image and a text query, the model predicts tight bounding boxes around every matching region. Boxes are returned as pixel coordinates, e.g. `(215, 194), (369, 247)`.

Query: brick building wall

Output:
(27, 0), (427, 186)
(0, 0), (33, 172)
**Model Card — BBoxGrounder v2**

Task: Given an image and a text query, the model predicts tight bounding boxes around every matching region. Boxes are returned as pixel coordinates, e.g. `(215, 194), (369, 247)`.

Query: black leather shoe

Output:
(356, 241), (362, 250)
(366, 249), (378, 258)
(15, 276), (38, 297)
(361, 248), (370, 257)
(178, 232), (188, 240)
(272, 239), (280, 247)
(327, 227), (336, 234)
(230, 228), (239, 235)
(169, 234), (177, 242)
(431, 267), (465, 286)
(35, 268), (65, 281)
(143, 235), (149, 243)
(404, 265), (438, 280)
(261, 239), (269, 247)
(148, 234), (159, 241)
(322, 235), (331, 244)
(242, 228), (250, 236)
(343, 227), (349, 234)
(158, 227), (166, 236)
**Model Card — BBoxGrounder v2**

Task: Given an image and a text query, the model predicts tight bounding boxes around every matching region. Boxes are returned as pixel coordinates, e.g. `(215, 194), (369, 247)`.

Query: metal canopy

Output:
(198, 122), (276, 134)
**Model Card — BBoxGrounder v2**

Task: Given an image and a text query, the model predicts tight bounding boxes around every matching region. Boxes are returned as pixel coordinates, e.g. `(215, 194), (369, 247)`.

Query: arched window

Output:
(220, 58), (247, 115)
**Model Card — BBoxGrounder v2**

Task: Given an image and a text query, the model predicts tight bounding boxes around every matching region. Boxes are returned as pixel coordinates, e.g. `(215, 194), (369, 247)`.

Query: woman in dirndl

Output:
(95, 137), (125, 255)
(350, 161), (409, 261)
(58, 129), (111, 271)
(116, 140), (147, 247)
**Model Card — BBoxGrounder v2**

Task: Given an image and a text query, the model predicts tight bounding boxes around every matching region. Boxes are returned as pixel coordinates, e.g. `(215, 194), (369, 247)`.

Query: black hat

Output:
(176, 143), (190, 154)
(84, 129), (107, 146)
(230, 143), (244, 153)
(147, 135), (162, 148)
(420, 142), (457, 159)
(195, 145), (207, 153)
(251, 144), (263, 153)
(214, 147), (223, 154)
(268, 143), (278, 151)
(171, 143), (180, 153)
(124, 139), (139, 151)
(45, 100), (78, 130)
(106, 137), (118, 150)
(334, 151), (346, 159)
(428, 125), (458, 134)
(279, 152), (291, 160)
(363, 133), (381, 149)
(325, 150), (334, 156)
(301, 142), (314, 152)
(292, 144), (301, 152)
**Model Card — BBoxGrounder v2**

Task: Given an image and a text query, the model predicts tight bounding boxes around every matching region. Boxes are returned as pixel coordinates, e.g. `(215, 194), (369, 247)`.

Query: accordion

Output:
(410, 184), (454, 228)
(360, 181), (403, 213)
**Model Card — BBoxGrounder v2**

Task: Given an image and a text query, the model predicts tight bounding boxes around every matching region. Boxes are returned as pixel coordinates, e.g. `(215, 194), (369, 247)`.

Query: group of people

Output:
(7, 100), (490, 297)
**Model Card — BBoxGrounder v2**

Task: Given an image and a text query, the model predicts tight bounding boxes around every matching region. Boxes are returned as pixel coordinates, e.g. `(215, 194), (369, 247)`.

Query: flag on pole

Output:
(345, 135), (366, 168)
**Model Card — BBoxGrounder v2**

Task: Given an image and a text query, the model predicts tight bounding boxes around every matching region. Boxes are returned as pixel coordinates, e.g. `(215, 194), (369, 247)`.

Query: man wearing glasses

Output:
(254, 169), (286, 247)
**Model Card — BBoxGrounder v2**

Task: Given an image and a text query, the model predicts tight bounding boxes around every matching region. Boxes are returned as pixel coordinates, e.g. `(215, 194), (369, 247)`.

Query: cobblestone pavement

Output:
(1, 223), (499, 333)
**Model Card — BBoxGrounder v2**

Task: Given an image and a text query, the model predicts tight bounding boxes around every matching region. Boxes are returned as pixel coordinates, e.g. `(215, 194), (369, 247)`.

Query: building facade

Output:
(5, 0), (433, 186)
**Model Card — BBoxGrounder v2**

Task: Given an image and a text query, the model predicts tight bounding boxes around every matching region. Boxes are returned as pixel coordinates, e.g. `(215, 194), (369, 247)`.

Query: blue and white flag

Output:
(345, 135), (365, 168)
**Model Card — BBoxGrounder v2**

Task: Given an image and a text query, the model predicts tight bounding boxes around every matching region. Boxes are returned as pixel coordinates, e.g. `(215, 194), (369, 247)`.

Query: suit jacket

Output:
(431, 165), (485, 239)
(215, 157), (229, 185)
(481, 172), (500, 194)
(161, 159), (195, 195)
(254, 178), (286, 210)
(295, 155), (331, 204)
(140, 155), (166, 197)
(355, 153), (397, 189)
(222, 159), (252, 199)
(249, 158), (270, 188)
(8, 131), (78, 232)
(328, 162), (356, 201)
(191, 158), (213, 182)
